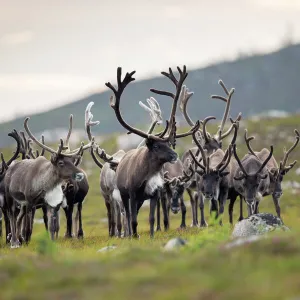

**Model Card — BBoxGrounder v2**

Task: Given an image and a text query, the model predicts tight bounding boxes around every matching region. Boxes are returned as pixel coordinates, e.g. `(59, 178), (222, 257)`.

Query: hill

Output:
(1, 43), (300, 147)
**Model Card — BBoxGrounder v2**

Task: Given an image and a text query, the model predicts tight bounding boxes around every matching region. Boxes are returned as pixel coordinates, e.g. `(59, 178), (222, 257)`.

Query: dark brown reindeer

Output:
(245, 129), (299, 217)
(87, 96), (163, 237)
(0, 130), (22, 240)
(106, 66), (200, 238)
(231, 138), (274, 217)
(189, 124), (237, 226)
(180, 80), (241, 226)
(4, 117), (88, 248)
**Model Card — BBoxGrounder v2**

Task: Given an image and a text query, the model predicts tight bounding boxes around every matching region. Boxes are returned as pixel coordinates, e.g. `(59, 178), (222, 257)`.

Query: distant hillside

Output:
(1, 44), (300, 147)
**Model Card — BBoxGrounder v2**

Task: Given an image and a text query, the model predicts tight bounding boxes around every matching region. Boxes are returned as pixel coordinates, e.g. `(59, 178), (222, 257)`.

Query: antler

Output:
(244, 129), (257, 157)
(179, 85), (195, 127)
(24, 117), (87, 157)
(279, 129), (299, 172)
(5, 129), (22, 166)
(233, 144), (248, 180)
(256, 145), (274, 175)
(211, 80), (238, 142)
(65, 114), (73, 151)
(202, 116), (215, 143)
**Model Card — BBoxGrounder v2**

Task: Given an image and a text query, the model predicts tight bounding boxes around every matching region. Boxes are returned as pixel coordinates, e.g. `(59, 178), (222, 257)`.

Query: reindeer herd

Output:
(0, 66), (299, 248)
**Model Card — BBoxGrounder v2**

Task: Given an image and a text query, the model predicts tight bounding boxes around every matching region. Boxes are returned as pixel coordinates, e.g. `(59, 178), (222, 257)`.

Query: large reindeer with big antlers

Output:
(180, 81), (241, 227)
(4, 117), (90, 248)
(242, 129), (299, 217)
(87, 96), (163, 237)
(105, 66), (200, 238)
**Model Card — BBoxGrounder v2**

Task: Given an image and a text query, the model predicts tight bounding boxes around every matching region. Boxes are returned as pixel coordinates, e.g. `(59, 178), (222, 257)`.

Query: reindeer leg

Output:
(9, 199), (21, 248)
(0, 209), (2, 238)
(64, 203), (74, 238)
(122, 194), (132, 237)
(218, 190), (228, 226)
(199, 193), (207, 227)
(228, 196), (237, 225)
(209, 199), (219, 223)
(188, 188), (197, 227)
(238, 196), (244, 221)
(16, 205), (26, 243)
(149, 192), (159, 238)
(272, 196), (281, 218)
(3, 209), (10, 244)
(161, 191), (169, 231)
(129, 193), (139, 238)
(110, 198), (117, 237)
(116, 203), (122, 238)
(76, 202), (84, 239)
(42, 204), (48, 231)
(180, 196), (186, 229)
(156, 196), (161, 232)
(103, 195), (112, 237)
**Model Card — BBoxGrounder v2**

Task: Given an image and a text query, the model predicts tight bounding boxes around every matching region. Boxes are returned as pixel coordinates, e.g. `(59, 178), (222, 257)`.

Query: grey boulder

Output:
(232, 213), (289, 238)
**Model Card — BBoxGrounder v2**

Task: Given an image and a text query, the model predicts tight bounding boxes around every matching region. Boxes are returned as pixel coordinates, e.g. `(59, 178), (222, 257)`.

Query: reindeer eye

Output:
(153, 144), (159, 150)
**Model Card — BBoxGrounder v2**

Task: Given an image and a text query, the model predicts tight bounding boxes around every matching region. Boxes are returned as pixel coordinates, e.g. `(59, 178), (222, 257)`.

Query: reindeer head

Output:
(233, 144), (273, 214)
(269, 129), (299, 199)
(163, 160), (194, 214)
(24, 117), (90, 183)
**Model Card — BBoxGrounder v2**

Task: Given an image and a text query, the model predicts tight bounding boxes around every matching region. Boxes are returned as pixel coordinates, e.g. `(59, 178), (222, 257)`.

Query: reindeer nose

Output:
(204, 193), (213, 200)
(171, 206), (180, 214)
(274, 191), (283, 198)
(74, 172), (84, 182)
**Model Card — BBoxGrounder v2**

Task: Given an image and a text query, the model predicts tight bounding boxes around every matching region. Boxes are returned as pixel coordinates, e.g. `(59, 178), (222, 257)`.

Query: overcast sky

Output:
(1, 0), (300, 122)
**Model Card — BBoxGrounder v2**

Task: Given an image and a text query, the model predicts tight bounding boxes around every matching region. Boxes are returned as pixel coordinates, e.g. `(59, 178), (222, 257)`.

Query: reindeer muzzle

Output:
(171, 206), (180, 214)
(74, 172), (84, 182)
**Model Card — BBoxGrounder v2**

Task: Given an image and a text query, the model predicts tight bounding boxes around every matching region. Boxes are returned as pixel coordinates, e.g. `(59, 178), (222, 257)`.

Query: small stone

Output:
(163, 237), (187, 251)
(97, 246), (117, 253)
(223, 235), (264, 250)
(232, 213), (289, 238)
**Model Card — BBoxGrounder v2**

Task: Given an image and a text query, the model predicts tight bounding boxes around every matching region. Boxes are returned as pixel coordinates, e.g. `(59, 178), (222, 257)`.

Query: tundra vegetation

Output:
(0, 66), (299, 299)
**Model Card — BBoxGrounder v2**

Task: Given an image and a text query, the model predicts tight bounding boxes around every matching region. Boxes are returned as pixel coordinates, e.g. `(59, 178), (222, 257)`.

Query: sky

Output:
(1, 0), (300, 122)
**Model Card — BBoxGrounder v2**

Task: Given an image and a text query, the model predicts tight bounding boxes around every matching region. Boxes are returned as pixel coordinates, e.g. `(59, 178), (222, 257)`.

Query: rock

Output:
(97, 245), (117, 253)
(232, 213), (289, 238)
(163, 237), (187, 251)
(223, 235), (264, 250)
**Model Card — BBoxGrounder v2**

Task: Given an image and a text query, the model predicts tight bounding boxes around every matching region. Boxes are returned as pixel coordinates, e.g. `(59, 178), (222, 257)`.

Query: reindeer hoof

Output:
(132, 233), (140, 239)
(199, 222), (208, 228)
(238, 217), (244, 222)
(7, 233), (12, 242)
(10, 240), (21, 249)
(64, 233), (74, 239)
(156, 226), (161, 232)
(77, 230), (84, 239)
(179, 224), (187, 229)
(190, 223), (199, 228)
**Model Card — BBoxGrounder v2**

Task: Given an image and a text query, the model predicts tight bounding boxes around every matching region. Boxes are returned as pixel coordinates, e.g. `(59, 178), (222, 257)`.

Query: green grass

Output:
(0, 115), (300, 299)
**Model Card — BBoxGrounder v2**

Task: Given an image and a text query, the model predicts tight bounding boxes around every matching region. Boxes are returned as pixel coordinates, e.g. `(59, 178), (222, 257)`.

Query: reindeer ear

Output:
(50, 153), (58, 164)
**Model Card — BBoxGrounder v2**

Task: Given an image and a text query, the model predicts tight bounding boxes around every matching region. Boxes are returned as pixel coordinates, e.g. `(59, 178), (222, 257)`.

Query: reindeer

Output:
(159, 159), (194, 230)
(105, 66), (200, 238)
(87, 96), (163, 237)
(189, 124), (237, 226)
(244, 129), (299, 217)
(180, 81), (241, 226)
(4, 117), (90, 248)
(0, 130), (22, 240)
(231, 138), (274, 217)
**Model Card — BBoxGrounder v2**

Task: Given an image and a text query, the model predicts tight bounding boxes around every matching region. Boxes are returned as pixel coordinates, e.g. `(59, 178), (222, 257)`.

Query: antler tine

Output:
(219, 145), (233, 173)
(257, 145), (274, 174)
(1, 153), (8, 171)
(179, 85), (196, 127)
(175, 120), (201, 138)
(192, 129), (207, 168)
(24, 117), (56, 154)
(57, 139), (68, 155)
(244, 129), (257, 157)
(90, 143), (103, 169)
(40, 135), (45, 156)
(155, 120), (169, 138)
(229, 112), (242, 124)
(6, 129), (22, 166)
(220, 113), (241, 141)
(202, 116), (216, 143)
(211, 79), (235, 141)
(280, 129), (300, 170)
(85, 102), (100, 142)
(232, 144), (248, 178)
(27, 139), (37, 159)
(189, 149), (206, 172)
(180, 159), (195, 182)
(65, 114), (73, 151)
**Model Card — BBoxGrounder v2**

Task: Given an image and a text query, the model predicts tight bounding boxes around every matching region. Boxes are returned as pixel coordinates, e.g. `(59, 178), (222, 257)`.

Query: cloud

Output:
(250, 0), (300, 10)
(0, 30), (34, 46)
(0, 74), (101, 92)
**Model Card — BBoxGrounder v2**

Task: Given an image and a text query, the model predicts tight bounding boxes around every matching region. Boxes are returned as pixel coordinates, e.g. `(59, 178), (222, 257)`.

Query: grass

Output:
(0, 115), (300, 299)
